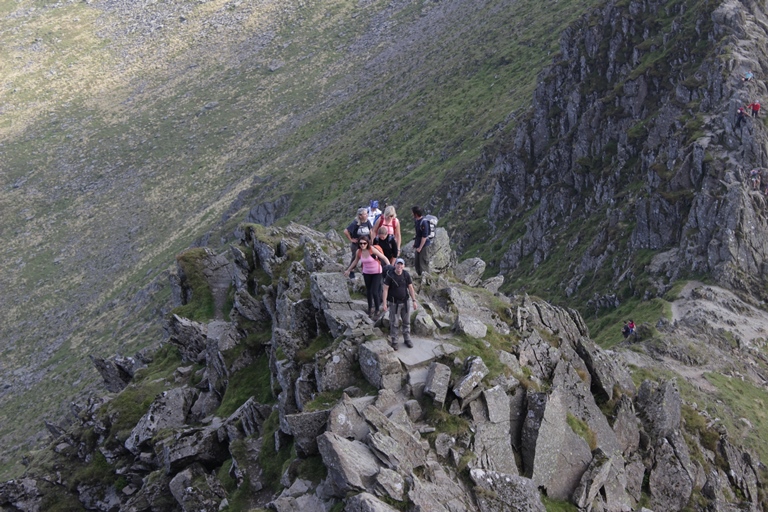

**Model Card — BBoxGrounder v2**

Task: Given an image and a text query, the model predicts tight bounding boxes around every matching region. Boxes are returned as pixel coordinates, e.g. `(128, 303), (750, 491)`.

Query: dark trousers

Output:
(363, 273), (382, 312)
(415, 244), (430, 276)
(348, 243), (359, 273)
(388, 301), (412, 343)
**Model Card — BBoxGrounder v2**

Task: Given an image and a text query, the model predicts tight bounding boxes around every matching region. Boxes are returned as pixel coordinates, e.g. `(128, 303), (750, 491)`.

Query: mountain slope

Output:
(0, 0), (601, 476)
(458, 0), (768, 315)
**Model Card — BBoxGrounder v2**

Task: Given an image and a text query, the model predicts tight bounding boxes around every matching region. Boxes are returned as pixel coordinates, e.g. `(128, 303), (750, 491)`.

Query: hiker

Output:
(750, 169), (762, 190)
(736, 106), (748, 129)
(343, 208), (374, 278)
(622, 321), (631, 339)
(368, 200), (383, 226)
(749, 100), (761, 118)
(743, 69), (754, 82)
(412, 206), (431, 276)
(373, 205), (402, 252)
(382, 258), (418, 350)
(344, 239), (389, 318)
(628, 319), (636, 335)
(373, 226), (399, 265)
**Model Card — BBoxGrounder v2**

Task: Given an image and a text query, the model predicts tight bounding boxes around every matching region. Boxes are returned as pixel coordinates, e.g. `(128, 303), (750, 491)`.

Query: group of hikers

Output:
(621, 320), (636, 340)
(342, 201), (433, 350)
(748, 168), (768, 194)
(735, 100), (761, 128)
(735, 69), (761, 129)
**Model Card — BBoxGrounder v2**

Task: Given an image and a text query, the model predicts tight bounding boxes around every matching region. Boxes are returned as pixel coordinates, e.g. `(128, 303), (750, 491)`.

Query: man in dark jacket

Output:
(412, 206), (430, 276)
(736, 106), (748, 128)
(382, 259), (418, 349)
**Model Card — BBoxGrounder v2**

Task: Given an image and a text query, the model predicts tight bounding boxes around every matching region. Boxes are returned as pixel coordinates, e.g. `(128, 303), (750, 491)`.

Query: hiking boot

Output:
(404, 338), (413, 348)
(389, 339), (399, 351)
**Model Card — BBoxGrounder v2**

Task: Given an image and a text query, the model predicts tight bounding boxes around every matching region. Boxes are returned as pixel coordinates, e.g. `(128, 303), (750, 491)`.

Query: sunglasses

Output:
(359, 242), (368, 246)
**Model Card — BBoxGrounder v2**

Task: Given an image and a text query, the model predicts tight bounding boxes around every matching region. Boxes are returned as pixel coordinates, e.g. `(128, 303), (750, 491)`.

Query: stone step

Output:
(391, 337), (461, 370)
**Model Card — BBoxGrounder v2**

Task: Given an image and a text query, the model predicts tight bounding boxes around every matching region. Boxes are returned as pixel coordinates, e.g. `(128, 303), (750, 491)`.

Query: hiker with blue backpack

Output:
(368, 200), (383, 226)
(411, 206), (435, 276)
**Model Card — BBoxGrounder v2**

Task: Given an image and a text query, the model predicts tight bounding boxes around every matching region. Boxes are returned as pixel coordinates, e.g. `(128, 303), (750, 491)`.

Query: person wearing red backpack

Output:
(373, 205), (402, 256)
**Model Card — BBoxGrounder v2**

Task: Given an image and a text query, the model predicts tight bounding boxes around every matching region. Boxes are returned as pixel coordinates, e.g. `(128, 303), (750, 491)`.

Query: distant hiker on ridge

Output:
(749, 100), (761, 118)
(736, 106), (748, 129)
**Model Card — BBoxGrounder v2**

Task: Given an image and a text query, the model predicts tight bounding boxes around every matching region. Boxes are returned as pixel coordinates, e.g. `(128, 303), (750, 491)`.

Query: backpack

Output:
(356, 222), (372, 240)
(423, 215), (438, 240)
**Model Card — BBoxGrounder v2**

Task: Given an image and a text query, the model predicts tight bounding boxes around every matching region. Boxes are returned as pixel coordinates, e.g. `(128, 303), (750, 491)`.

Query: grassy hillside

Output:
(0, 0), (601, 477)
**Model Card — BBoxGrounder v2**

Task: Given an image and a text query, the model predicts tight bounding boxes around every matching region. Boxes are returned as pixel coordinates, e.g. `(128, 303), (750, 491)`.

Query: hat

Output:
(370, 200), (379, 208)
(395, 258), (405, 265)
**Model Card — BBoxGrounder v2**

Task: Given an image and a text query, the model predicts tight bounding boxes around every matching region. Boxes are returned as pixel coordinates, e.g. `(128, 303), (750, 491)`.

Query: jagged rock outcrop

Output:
(474, 0), (768, 307)
(90, 354), (146, 393)
(2, 224), (764, 511)
(470, 468), (545, 512)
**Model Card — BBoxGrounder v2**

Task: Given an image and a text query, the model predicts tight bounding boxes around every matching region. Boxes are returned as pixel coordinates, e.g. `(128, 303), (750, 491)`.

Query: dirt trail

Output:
(671, 281), (768, 344)
(622, 281), (768, 394)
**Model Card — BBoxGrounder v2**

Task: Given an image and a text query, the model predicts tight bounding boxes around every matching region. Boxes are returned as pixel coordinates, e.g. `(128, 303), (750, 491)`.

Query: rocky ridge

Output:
(449, 0), (768, 306)
(1, 222), (763, 511)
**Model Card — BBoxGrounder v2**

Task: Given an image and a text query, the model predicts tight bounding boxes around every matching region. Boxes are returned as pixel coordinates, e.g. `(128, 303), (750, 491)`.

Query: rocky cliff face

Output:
(472, 0), (768, 304)
(1, 223), (762, 511)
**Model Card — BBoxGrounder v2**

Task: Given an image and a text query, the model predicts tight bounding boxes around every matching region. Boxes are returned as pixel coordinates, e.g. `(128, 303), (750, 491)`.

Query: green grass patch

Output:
(99, 344), (182, 446)
(296, 333), (335, 364)
(587, 297), (672, 348)
(681, 404), (720, 453)
(170, 248), (216, 322)
(703, 372), (768, 464)
(663, 280), (690, 301)
(542, 496), (579, 512)
(294, 454), (328, 484)
(449, 331), (514, 382)
(423, 401), (472, 439)
(566, 413), (597, 450)
(302, 390), (344, 412)
(70, 450), (116, 489)
(258, 410), (294, 492)
(217, 352), (275, 417)
(39, 484), (87, 512)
